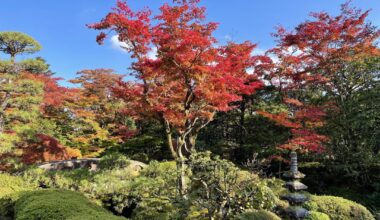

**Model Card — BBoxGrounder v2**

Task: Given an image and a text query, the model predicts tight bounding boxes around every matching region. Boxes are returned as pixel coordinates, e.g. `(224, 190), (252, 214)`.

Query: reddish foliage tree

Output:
(260, 2), (379, 153)
(88, 0), (265, 159)
(22, 134), (81, 164)
(69, 69), (136, 146)
(89, 0), (268, 195)
(22, 73), (77, 114)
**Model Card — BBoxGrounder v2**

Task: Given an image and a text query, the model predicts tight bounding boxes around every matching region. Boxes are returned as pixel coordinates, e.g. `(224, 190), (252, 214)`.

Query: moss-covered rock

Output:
(14, 189), (124, 220)
(234, 210), (281, 220)
(305, 211), (331, 220)
(305, 195), (374, 220)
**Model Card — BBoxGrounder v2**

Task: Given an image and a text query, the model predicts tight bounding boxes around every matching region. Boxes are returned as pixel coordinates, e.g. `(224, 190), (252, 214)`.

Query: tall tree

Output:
(0, 72), (43, 156)
(67, 69), (132, 155)
(89, 0), (265, 194)
(0, 32), (41, 64)
(260, 3), (379, 154)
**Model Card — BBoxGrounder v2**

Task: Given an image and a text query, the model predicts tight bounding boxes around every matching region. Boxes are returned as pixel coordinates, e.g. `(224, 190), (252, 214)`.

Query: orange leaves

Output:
(260, 3), (379, 154)
(88, 0), (152, 56)
(280, 129), (328, 153)
(91, 1), (266, 135)
(278, 2), (379, 81)
(257, 111), (301, 129)
(257, 100), (328, 152)
(22, 134), (82, 164)
(283, 98), (303, 107)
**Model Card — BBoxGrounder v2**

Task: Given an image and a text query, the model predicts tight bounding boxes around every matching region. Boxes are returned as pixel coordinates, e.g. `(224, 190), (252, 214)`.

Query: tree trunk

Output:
(0, 92), (11, 133)
(177, 136), (188, 198)
(185, 133), (197, 153)
(162, 119), (190, 198)
(163, 119), (177, 159)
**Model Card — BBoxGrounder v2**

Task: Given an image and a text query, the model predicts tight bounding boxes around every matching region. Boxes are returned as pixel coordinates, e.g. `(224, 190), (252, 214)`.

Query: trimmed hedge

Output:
(305, 211), (331, 220)
(14, 189), (124, 220)
(305, 195), (374, 220)
(0, 173), (33, 198)
(0, 173), (34, 219)
(234, 210), (281, 220)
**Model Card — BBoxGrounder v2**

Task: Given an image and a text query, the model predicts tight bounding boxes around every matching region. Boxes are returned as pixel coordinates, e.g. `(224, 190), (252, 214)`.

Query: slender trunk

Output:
(166, 131), (177, 159)
(0, 116), (4, 133)
(177, 136), (188, 198)
(239, 98), (246, 147)
(177, 156), (187, 197)
(234, 98), (246, 161)
(217, 200), (229, 220)
(10, 54), (17, 74)
(163, 120), (177, 159)
(185, 133), (197, 152)
(10, 54), (15, 65)
(0, 92), (11, 133)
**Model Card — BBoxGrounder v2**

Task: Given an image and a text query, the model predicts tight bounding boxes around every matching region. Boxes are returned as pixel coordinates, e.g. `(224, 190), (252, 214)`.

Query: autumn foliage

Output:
(0, 1), (378, 178)
(89, 0), (266, 159)
(22, 134), (81, 164)
(257, 3), (379, 153)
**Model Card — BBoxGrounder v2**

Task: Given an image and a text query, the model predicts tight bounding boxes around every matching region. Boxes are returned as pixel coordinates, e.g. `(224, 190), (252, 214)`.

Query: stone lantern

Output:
(281, 150), (309, 219)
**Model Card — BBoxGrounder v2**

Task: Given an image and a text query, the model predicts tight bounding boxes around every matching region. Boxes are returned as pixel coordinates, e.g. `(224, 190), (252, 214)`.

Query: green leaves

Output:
(0, 32), (41, 59)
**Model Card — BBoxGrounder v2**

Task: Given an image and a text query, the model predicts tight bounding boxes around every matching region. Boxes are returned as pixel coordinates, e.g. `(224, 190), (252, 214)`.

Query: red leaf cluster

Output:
(22, 134), (81, 164)
(90, 0), (267, 134)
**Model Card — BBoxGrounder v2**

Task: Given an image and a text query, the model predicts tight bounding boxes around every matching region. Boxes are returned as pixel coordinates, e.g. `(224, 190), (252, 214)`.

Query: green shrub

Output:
(98, 153), (130, 170)
(234, 210), (281, 220)
(20, 159), (282, 219)
(130, 161), (180, 219)
(305, 211), (331, 220)
(22, 161), (178, 218)
(187, 151), (280, 219)
(0, 173), (33, 198)
(14, 189), (124, 220)
(305, 195), (375, 220)
(104, 135), (169, 163)
(0, 173), (34, 218)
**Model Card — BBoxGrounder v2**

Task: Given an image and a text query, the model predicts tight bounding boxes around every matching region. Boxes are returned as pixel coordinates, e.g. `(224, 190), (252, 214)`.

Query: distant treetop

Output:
(0, 31), (41, 63)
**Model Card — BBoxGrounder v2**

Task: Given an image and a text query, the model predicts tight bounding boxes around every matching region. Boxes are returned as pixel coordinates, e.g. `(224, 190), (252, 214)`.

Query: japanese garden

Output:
(0, 0), (379, 219)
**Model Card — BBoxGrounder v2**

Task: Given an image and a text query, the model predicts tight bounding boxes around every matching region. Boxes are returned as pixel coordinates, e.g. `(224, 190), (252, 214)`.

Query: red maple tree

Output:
(22, 134), (81, 164)
(260, 2), (379, 153)
(89, 0), (269, 195)
(88, 0), (266, 159)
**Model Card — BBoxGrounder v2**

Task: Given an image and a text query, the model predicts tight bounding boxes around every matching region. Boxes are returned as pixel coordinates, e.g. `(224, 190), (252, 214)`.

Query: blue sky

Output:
(0, 0), (379, 86)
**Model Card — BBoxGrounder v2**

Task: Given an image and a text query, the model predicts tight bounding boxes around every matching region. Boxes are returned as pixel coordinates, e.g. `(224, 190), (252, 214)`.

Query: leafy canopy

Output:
(0, 32), (41, 59)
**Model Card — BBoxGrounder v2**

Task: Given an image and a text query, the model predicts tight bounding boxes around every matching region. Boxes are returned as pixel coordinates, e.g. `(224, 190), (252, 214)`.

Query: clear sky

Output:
(0, 0), (379, 86)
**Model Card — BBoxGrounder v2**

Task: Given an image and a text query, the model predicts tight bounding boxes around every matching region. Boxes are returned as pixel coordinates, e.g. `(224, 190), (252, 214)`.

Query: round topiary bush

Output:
(305, 211), (331, 220)
(0, 173), (34, 219)
(14, 189), (124, 220)
(304, 195), (374, 220)
(234, 210), (281, 220)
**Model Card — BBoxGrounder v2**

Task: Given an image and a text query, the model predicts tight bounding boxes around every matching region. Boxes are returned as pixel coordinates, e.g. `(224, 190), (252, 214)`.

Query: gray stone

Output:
(283, 170), (306, 179)
(281, 193), (308, 204)
(37, 158), (146, 171)
(284, 180), (308, 191)
(285, 206), (309, 219)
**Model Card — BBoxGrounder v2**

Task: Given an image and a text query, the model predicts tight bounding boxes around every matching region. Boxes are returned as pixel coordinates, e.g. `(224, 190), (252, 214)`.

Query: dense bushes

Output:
(305, 195), (375, 220)
(21, 152), (284, 219)
(3, 158), (377, 219)
(0, 173), (34, 219)
(187, 151), (280, 219)
(305, 211), (331, 220)
(0, 173), (33, 199)
(14, 189), (123, 220)
(17, 152), (377, 219)
(22, 160), (179, 218)
(234, 210), (281, 220)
